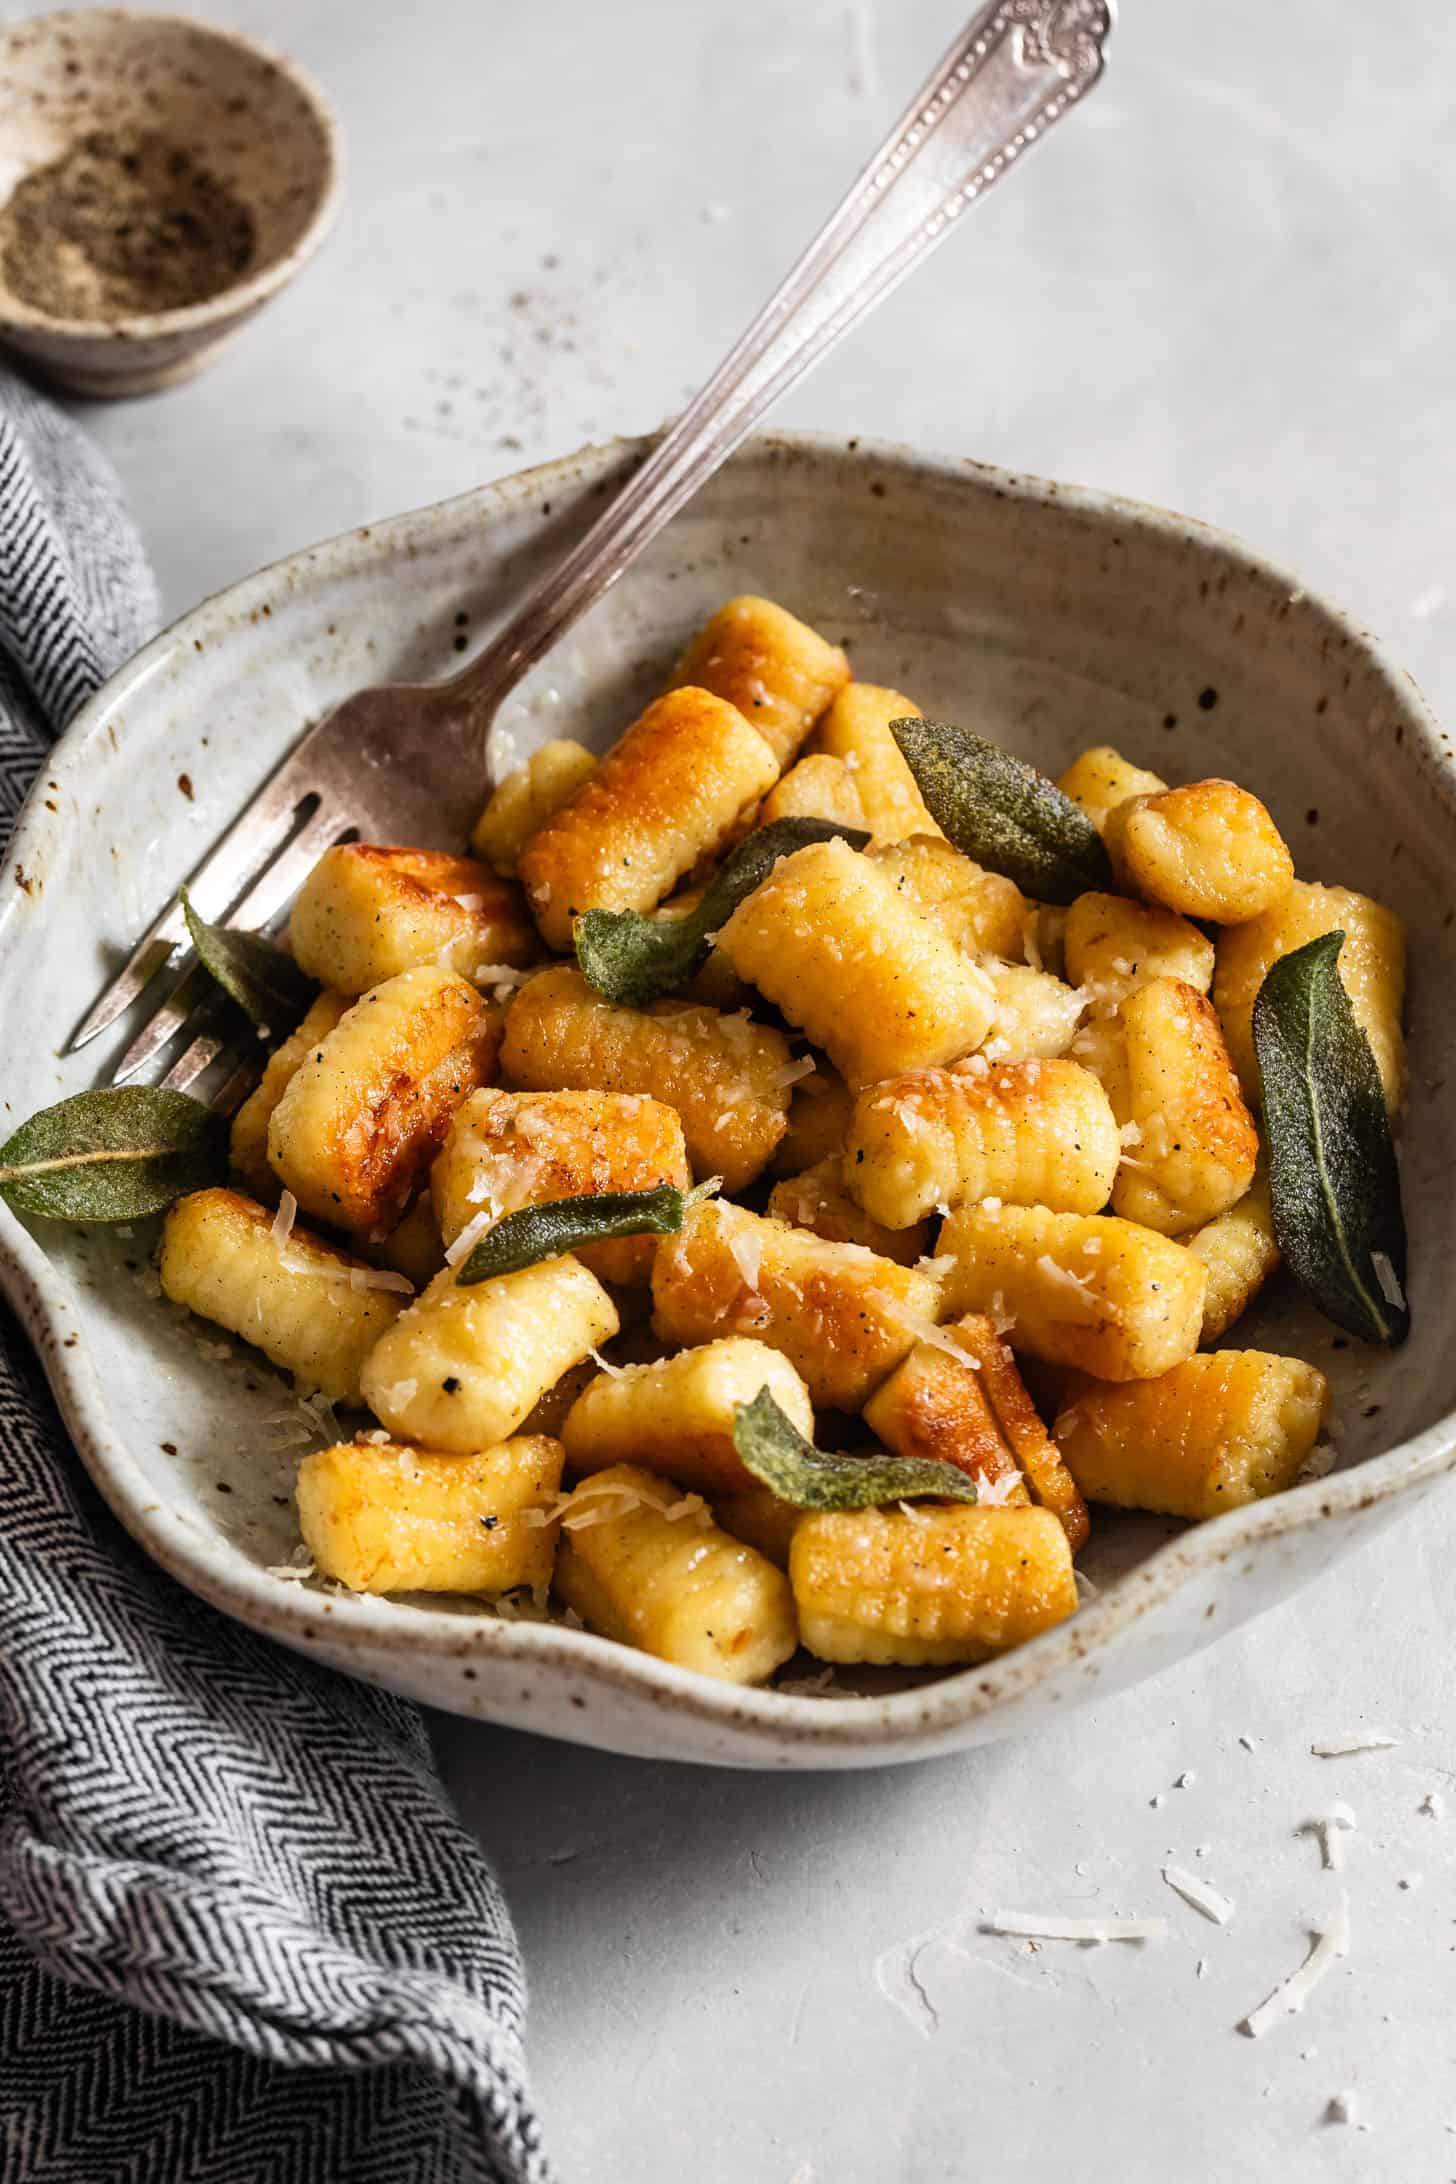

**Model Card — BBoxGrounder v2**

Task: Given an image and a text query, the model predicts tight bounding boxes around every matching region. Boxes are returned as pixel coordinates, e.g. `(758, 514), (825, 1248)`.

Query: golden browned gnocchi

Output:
(766, 1157), (931, 1264)
(868, 835), (1028, 958)
(1213, 879), (1406, 1113)
(268, 965), (497, 1234)
(982, 963), (1087, 1060)
(790, 1504), (1078, 1666)
(159, 1188), (406, 1403)
(229, 989), (348, 1201)
(432, 1085), (690, 1285)
(1053, 1351), (1329, 1519)
(1105, 778), (1294, 923)
(519, 686), (778, 949)
(289, 844), (537, 995)
(56, 585), (1396, 1702)
(561, 1337), (814, 1492)
(554, 1464), (799, 1682)
(360, 1253), (619, 1452)
(670, 595), (851, 768)
(500, 964), (792, 1191)
(470, 737), (598, 874)
(937, 1202), (1207, 1381)
(716, 836), (997, 1086)
(1187, 1167), (1280, 1342)
(1056, 745), (1167, 833)
(1063, 890), (1215, 1011)
(758, 752), (866, 831)
(811, 682), (940, 841)
(1110, 977), (1259, 1236)
(297, 1435), (564, 1594)
(845, 1057), (1120, 1228)
(651, 1197), (941, 1410)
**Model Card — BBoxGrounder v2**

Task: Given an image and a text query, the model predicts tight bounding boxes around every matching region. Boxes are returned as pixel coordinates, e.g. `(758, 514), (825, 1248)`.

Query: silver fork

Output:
(69, 0), (1113, 1096)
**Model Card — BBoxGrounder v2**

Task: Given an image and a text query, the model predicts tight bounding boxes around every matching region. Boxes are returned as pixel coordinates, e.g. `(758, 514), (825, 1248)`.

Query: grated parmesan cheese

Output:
(1370, 1251), (1406, 1311)
(270, 1190), (298, 1248)
(587, 1347), (622, 1378)
(445, 1208), (497, 1267)
(452, 893), (486, 910)
(1239, 1896), (1349, 2038)
(772, 1056), (818, 1090)
(1297, 1805), (1356, 1871)
(981, 1912), (1166, 1944)
(1310, 1733), (1398, 1758)
(1162, 1865), (1234, 1924)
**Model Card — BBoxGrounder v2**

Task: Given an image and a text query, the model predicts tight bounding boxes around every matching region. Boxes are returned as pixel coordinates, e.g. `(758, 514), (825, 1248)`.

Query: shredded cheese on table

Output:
(980, 1912), (1166, 1944)
(1239, 1896), (1348, 2038)
(1310, 1732), (1398, 1758)
(1161, 1865), (1234, 1925)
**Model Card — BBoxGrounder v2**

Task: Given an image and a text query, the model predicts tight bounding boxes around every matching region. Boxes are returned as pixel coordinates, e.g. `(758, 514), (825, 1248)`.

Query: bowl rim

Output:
(2, 425), (1453, 1752)
(0, 6), (343, 340)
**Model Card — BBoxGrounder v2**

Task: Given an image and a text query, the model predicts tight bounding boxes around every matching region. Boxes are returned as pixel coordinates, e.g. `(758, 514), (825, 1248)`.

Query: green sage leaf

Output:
(182, 887), (317, 1037)
(574, 816), (870, 1007)
(1254, 931), (1409, 1346)
(890, 718), (1113, 904)
(455, 1182), (704, 1285)
(732, 1386), (979, 1510)
(0, 1087), (226, 1222)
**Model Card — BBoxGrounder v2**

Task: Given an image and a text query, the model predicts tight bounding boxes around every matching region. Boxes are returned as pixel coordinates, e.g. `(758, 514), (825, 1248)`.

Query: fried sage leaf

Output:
(0, 1087), (226, 1222)
(891, 717), (1112, 903)
(574, 816), (869, 1006)
(455, 1181), (715, 1286)
(1254, 931), (1409, 1346)
(182, 887), (317, 1036)
(732, 1386), (979, 1510)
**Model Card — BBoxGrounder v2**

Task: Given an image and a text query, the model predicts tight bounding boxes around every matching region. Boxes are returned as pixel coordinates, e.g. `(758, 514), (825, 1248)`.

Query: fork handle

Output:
(444, 0), (1113, 749)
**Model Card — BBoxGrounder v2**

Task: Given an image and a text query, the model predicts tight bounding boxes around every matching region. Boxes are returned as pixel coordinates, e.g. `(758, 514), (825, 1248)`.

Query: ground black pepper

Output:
(0, 130), (254, 321)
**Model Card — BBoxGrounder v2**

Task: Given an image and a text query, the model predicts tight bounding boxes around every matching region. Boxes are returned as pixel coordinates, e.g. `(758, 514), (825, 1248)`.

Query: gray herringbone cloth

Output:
(0, 370), (553, 2184)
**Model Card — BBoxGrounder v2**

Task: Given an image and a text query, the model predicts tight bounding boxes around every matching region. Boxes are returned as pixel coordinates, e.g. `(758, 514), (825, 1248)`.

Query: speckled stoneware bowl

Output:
(0, 10), (339, 396)
(3, 432), (1453, 1768)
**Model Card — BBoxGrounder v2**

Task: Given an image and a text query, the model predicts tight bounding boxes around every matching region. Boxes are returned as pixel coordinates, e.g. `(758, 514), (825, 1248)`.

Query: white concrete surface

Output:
(23, 0), (1456, 2172)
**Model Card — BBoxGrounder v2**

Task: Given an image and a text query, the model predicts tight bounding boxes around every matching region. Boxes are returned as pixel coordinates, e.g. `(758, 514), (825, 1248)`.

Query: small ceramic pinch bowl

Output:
(2, 432), (1454, 1769)
(0, 9), (339, 396)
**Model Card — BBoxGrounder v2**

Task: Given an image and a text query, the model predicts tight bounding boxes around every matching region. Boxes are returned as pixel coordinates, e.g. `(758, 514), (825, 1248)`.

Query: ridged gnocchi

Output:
(269, 964), (497, 1234)
(1106, 779), (1294, 923)
(790, 1504), (1078, 1666)
(670, 595), (851, 769)
(1064, 890), (1215, 1012)
(519, 686), (778, 949)
(717, 836), (996, 1086)
(651, 1197), (941, 1410)
(845, 1057), (1120, 1228)
(554, 1464), (799, 1682)
(937, 1202), (1207, 1381)
(470, 737), (598, 874)
(811, 682), (940, 841)
(360, 1253), (618, 1452)
(759, 752), (866, 831)
(159, 1187), (406, 1403)
(229, 990), (348, 1201)
(868, 835), (1028, 958)
(432, 1085), (690, 1285)
(289, 844), (537, 995)
(561, 1337), (814, 1492)
(1056, 745), (1166, 833)
(1054, 1351), (1329, 1519)
(1213, 879), (1406, 1113)
(297, 1434), (564, 1594)
(501, 964), (792, 1191)
(1110, 977), (1259, 1236)
(766, 1156), (931, 1264)
(1188, 1167), (1280, 1342)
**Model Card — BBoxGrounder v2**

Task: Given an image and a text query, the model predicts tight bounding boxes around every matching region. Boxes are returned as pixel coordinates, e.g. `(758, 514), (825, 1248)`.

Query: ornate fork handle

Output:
(442, 0), (1113, 747)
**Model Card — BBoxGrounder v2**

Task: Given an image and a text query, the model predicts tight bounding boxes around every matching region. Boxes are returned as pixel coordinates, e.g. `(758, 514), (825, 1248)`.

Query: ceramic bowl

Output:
(3, 431), (1453, 1769)
(0, 10), (339, 397)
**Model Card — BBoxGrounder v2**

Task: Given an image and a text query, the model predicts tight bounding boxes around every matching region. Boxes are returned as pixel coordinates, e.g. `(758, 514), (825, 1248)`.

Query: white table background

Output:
(29, 0), (1456, 2173)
